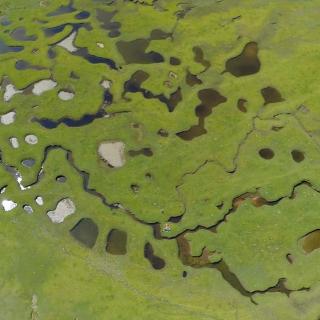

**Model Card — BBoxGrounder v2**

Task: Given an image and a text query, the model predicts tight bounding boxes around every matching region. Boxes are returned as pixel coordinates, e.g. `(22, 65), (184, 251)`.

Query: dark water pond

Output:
(15, 60), (45, 70)
(291, 150), (304, 163)
(123, 70), (182, 112)
(177, 89), (226, 140)
(75, 11), (90, 20)
(225, 42), (260, 77)
(186, 70), (202, 87)
(0, 40), (23, 54)
(96, 9), (121, 38)
(70, 218), (98, 248)
(261, 87), (284, 105)
(237, 98), (247, 113)
(144, 242), (165, 270)
(106, 229), (127, 255)
(259, 148), (274, 160)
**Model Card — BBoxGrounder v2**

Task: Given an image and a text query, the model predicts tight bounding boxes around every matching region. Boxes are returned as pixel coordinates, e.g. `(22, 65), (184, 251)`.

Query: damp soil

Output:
(128, 148), (153, 157)
(237, 99), (247, 113)
(106, 229), (127, 255)
(70, 218), (99, 248)
(96, 9), (121, 38)
(193, 46), (210, 72)
(10, 27), (37, 41)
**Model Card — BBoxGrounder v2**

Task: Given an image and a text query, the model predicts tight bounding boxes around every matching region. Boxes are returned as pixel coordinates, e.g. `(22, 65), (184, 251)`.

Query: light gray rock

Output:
(58, 90), (74, 101)
(25, 134), (38, 145)
(9, 137), (19, 148)
(4, 84), (22, 102)
(98, 141), (125, 168)
(23, 205), (33, 214)
(57, 31), (78, 53)
(2, 199), (17, 211)
(35, 196), (44, 206)
(32, 79), (57, 96)
(1, 111), (16, 125)
(100, 79), (111, 89)
(47, 198), (75, 223)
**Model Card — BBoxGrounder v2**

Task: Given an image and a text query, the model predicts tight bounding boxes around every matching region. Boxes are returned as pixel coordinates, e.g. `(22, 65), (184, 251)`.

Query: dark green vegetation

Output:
(1, 0), (320, 319)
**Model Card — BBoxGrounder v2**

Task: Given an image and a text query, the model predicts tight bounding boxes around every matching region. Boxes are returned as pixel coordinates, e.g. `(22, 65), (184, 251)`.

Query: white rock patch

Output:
(4, 84), (22, 102)
(100, 79), (111, 89)
(97, 42), (104, 48)
(1, 111), (16, 125)
(35, 196), (44, 206)
(32, 79), (57, 96)
(2, 200), (17, 211)
(47, 198), (75, 223)
(58, 91), (74, 101)
(57, 31), (78, 53)
(98, 141), (126, 168)
(9, 137), (19, 148)
(25, 134), (38, 145)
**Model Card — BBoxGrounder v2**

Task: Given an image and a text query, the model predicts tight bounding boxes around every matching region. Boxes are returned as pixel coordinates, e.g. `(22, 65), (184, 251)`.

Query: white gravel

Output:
(47, 198), (75, 223)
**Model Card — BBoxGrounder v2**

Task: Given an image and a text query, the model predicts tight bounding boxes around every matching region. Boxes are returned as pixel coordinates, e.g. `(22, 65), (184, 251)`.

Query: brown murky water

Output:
(259, 148), (274, 159)
(302, 230), (320, 253)
(106, 229), (127, 255)
(186, 70), (202, 87)
(144, 242), (166, 270)
(261, 87), (284, 105)
(291, 150), (304, 163)
(237, 99), (247, 113)
(225, 42), (260, 77)
(70, 218), (99, 248)
(193, 46), (210, 72)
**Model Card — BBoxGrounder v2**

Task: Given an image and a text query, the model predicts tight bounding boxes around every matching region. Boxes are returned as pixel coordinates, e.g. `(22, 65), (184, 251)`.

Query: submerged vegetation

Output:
(1, 0), (320, 319)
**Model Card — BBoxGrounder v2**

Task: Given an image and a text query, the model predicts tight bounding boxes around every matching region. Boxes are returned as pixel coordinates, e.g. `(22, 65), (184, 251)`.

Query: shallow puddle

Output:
(47, 0), (76, 16)
(70, 218), (99, 248)
(225, 42), (260, 77)
(10, 27), (37, 41)
(193, 46), (210, 72)
(144, 242), (166, 270)
(75, 11), (90, 20)
(170, 57), (181, 65)
(96, 9), (121, 38)
(106, 229), (127, 255)
(15, 60), (45, 70)
(0, 40), (23, 54)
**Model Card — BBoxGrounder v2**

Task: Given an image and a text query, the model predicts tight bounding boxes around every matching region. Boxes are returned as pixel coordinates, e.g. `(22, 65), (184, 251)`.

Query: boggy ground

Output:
(1, 0), (320, 319)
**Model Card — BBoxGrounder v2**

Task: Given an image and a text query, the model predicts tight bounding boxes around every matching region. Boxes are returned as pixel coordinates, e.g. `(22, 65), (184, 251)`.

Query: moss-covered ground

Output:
(1, 0), (320, 319)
